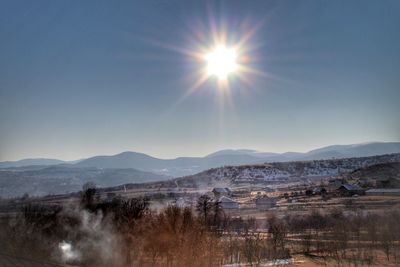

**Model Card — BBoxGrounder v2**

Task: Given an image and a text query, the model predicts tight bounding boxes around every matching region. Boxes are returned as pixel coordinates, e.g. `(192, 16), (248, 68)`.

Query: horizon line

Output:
(1, 140), (399, 162)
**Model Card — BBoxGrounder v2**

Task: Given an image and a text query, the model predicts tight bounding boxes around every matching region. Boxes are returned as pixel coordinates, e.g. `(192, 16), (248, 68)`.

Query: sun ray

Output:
(160, 72), (210, 119)
(137, 11), (273, 121)
(177, 72), (210, 104)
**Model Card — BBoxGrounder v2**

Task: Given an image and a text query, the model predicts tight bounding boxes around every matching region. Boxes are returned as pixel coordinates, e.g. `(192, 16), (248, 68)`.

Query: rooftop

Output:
(255, 196), (276, 204)
(213, 187), (231, 193)
(340, 184), (363, 191)
(218, 196), (237, 203)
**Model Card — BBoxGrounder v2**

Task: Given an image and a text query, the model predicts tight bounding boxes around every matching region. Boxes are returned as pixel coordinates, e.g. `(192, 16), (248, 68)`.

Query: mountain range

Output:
(1, 142), (400, 177)
(1, 142), (399, 197)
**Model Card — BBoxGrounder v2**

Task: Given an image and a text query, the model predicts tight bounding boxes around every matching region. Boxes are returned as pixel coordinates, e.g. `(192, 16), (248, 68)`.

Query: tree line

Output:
(0, 188), (399, 266)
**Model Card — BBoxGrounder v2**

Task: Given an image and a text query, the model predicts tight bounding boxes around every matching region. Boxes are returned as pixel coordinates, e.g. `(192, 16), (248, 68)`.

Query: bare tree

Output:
(81, 182), (96, 207)
(196, 195), (213, 226)
(267, 215), (288, 259)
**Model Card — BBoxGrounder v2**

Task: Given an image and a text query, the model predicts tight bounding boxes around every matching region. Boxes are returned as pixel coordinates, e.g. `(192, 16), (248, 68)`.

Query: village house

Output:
(212, 187), (232, 198)
(337, 184), (365, 196)
(218, 196), (239, 210)
(255, 196), (277, 210)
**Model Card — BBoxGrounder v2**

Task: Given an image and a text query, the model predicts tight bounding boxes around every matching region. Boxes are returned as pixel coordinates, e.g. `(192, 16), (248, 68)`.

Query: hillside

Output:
(0, 166), (168, 197)
(174, 153), (400, 188)
(346, 162), (400, 188)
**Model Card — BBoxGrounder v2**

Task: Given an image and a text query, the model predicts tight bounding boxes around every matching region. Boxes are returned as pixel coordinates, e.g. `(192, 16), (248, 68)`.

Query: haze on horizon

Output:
(1, 0), (400, 161)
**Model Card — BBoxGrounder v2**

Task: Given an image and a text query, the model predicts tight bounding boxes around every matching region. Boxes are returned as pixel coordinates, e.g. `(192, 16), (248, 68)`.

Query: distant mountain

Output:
(1, 142), (399, 177)
(72, 142), (400, 176)
(75, 151), (264, 177)
(2, 144), (399, 197)
(75, 151), (163, 169)
(0, 158), (66, 168)
(205, 149), (260, 157)
(206, 149), (279, 159)
(0, 165), (168, 198)
(305, 142), (400, 159)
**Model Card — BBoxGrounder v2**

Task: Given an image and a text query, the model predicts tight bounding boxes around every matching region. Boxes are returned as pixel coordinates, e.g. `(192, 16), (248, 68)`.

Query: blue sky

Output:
(0, 0), (399, 161)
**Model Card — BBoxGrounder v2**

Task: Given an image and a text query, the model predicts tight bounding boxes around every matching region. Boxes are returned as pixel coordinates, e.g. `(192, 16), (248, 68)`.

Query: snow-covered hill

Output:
(175, 153), (400, 187)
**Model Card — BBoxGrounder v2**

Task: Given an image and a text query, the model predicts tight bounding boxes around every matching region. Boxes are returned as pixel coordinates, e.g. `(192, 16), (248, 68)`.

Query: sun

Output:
(205, 44), (238, 80)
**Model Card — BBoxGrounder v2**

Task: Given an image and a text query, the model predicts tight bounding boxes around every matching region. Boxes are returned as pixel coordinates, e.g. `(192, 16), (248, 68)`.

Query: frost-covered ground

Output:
(222, 258), (293, 267)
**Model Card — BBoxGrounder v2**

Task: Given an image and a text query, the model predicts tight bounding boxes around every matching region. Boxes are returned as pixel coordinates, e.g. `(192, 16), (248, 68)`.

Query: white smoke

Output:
(56, 205), (120, 266)
(59, 241), (80, 262)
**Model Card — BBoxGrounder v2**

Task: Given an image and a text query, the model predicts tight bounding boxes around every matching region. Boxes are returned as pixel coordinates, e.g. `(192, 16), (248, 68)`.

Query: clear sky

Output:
(0, 0), (399, 161)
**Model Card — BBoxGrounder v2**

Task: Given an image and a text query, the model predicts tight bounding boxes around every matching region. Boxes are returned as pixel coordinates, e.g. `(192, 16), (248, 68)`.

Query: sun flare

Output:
(205, 45), (238, 80)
